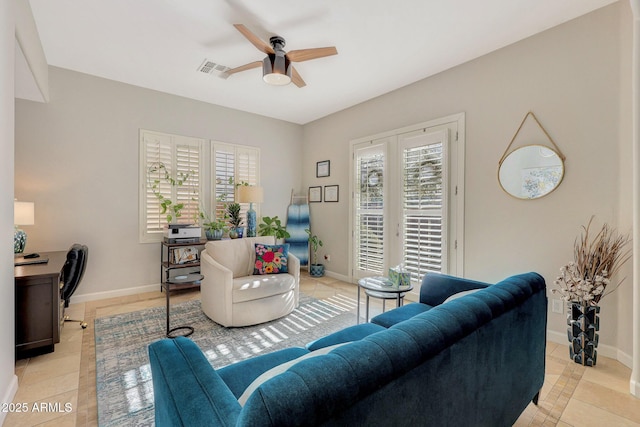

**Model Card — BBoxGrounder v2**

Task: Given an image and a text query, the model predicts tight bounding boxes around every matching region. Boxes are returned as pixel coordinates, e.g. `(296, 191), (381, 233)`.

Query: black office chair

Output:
(61, 243), (88, 328)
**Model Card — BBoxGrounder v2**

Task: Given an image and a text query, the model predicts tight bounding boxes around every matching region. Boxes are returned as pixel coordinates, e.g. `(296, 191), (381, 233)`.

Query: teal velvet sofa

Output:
(148, 272), (547, 426)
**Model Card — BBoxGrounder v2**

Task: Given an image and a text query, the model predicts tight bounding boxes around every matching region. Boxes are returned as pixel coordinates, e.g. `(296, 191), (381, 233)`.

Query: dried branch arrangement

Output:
(553, 216), (632, 305)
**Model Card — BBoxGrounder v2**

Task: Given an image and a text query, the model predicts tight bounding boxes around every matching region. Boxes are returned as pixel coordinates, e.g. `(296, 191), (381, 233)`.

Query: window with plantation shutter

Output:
(353, 141), (386, 277)
(350, 114), (464, 289)
(139, 130), (204, 243)
(211, 142), (260, 222)
(400, 132), (448, 282)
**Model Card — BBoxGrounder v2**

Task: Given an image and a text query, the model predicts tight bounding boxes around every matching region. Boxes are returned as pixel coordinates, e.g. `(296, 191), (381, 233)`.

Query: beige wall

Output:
(15, 67), (303, 299)
(302, 3), (633, 356)
(1, 0), (17, 418)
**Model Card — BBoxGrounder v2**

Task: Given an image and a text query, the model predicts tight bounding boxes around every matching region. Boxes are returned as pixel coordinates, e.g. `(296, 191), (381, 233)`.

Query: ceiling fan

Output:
(225, 24), (338, 87)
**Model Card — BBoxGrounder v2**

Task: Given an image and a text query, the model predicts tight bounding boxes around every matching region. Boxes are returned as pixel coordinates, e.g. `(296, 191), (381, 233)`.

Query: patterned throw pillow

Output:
(254, 243), (289, 275)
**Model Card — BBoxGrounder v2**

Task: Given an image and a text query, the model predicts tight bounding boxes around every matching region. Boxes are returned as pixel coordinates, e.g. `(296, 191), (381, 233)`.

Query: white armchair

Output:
(200, 236), (300, 327)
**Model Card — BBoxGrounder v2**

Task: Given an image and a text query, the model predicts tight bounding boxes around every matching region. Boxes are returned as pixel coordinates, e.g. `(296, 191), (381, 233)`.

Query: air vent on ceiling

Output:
(198, 59), (231, 79)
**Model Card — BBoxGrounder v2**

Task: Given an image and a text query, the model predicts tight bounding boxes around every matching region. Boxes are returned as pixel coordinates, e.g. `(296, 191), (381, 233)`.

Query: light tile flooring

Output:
(7, 273), (640, 426)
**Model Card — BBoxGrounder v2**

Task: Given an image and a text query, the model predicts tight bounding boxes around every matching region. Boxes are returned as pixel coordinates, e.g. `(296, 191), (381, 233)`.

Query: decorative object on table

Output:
(14, 200), (34, 254)
(305, 228), (324, 276)
(388, 264), (411, 287)
(498, 111), (566, 200)
(324, 185), (339, 202)
(237, 185), (263, 237)
(552, 216), (631, 366)
(309, 186), (322, 203)
(226, 202), (243, 238)
(258, 216), (290, 243)
(316, 160), (330, 177)
(199, 209), (227, 240)
(147, 162), (197, 223)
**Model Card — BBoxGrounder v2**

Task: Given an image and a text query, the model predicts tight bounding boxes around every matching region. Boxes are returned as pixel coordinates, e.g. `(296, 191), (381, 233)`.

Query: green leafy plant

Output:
(226, 202), (243, 228)
(306, 229), (323, 265)
(147, 162), (195, 223)
(199, 209), (227, 232)
(258, 216), (291, 240)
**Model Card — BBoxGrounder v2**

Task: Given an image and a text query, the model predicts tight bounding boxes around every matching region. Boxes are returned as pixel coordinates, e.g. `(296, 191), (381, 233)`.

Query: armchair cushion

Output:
(254, 243), (290, 274)
(205, 236), (275, 277)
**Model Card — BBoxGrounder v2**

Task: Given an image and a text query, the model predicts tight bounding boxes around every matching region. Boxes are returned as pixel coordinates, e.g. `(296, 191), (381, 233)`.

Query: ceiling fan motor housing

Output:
(262, 37), (291, 85)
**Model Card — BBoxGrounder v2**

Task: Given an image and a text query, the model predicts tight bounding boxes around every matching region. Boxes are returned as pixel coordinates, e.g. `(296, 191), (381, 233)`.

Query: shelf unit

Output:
(160, 239), (206, 337)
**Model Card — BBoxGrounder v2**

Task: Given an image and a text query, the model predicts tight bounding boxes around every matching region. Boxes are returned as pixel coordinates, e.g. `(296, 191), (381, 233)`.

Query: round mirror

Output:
(498, 145), (564, 199)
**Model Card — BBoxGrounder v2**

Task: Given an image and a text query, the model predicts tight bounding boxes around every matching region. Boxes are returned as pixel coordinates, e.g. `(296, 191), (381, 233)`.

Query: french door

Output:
(351, 115), (463, 286)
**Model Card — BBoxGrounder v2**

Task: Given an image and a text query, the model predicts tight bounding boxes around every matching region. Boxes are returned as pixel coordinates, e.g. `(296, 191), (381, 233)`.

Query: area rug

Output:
(94, 293), (358, 427)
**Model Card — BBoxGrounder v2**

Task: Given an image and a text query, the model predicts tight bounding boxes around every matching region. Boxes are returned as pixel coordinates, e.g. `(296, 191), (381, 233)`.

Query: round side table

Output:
(357, 276), (413, 323)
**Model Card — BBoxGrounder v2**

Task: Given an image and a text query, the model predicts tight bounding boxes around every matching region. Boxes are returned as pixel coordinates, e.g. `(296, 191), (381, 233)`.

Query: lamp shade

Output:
(262, 54), (292, 86)
(14, 201), (34, 226)
(237, 186), (264, 204)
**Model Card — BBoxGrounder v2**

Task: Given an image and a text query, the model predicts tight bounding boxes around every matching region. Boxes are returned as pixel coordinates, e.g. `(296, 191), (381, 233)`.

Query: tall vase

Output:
(567, 302), (600, 366)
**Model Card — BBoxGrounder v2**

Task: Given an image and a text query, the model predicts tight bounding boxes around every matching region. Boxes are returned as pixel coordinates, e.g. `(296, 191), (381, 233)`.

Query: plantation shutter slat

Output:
(175, 142), (201, 224)
(354, 144), (385, 276)
(402, 140), (446, 281)
(140, 130), (203, 242)
(212, 143), (260, 221)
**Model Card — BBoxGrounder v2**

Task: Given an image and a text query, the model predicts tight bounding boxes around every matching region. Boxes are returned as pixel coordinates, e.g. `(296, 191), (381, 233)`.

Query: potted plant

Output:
(199, 209), (227, 240)
(258, 216), (290, 242)
(305, 229), (324, 277)
(226, 202), (243, 238)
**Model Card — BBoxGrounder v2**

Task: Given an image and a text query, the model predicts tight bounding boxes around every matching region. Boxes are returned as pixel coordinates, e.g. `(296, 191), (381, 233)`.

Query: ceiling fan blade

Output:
(233, 24), (274, 55)
(225, 61), (262, 76)
(286, 47), (337, 62)
(291, 66), (306, 88)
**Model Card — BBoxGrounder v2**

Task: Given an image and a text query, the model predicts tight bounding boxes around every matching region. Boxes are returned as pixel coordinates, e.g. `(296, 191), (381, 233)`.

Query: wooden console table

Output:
(14, 251), (66, 359)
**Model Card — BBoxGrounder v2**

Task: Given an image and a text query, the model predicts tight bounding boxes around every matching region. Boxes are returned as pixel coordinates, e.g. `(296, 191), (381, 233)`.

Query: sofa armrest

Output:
(419, 273), (490, 306)
(148, 337), (241, 426)
(201, 250), (235, 326)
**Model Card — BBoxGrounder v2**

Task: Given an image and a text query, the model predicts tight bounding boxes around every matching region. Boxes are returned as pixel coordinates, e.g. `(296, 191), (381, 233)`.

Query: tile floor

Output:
(7, 273), (640, 426)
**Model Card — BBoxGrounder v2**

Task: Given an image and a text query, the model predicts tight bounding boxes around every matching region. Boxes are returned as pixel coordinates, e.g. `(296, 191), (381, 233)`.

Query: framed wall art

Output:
(309, 186), (322, 202)
(316, 160), (330, 178)
(324, 185), (339, 202)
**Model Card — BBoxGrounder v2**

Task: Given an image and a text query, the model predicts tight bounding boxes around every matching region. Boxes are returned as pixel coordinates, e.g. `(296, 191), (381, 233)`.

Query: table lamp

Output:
(237, 186), (263, 237)
(14, 201), (34, 254)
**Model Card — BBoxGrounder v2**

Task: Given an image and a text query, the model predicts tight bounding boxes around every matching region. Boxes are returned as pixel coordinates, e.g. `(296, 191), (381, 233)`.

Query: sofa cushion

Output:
(232, 274), (296, 303)
(254, 243), (289, 274)
(370, 302), (433, 328)
(218, 347), (310, 399)
(305, 323), (386, 351)
(443, 288), (482, 303)
(205, 236), (275, 278)
(238, 343), (349, 406)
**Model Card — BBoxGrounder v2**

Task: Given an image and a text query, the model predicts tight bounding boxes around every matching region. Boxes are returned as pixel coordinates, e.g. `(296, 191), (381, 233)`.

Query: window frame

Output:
(139, 130), (261, 244)
(348, 113), (465, 288)
(139, 129), (205, 243)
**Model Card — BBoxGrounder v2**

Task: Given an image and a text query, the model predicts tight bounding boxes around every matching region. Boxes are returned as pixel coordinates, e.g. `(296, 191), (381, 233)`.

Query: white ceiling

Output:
(27, 0), (618, 125)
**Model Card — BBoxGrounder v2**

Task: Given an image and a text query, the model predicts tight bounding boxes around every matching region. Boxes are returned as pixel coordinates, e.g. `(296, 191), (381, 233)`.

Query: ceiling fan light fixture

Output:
(262, 54), (291, 86)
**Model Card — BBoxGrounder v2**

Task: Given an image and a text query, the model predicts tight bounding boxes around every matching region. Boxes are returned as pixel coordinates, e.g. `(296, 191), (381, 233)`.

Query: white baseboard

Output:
(547, 329), (632, 369)
(323, 269), (350, 283)
(70, 283), (162, 304)
(0, 375), (19, 425)
(631, 379), (640, 397)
